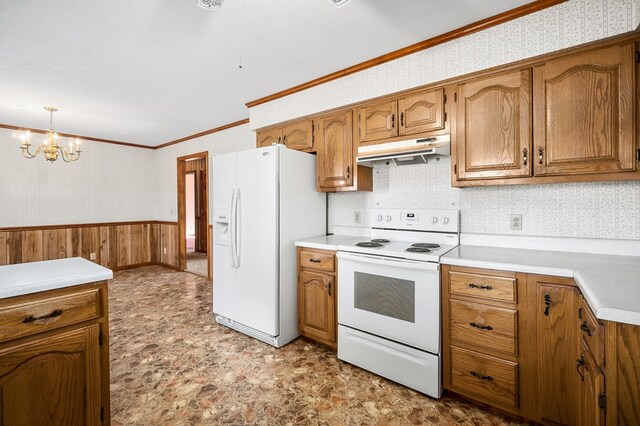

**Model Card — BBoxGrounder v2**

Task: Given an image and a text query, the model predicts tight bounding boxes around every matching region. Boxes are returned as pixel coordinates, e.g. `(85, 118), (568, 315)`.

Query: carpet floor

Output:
(108, 266), (523, 425)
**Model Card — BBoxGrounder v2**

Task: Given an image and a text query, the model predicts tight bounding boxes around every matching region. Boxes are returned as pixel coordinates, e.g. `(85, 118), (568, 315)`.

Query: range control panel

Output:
(371, 209), (460, 233)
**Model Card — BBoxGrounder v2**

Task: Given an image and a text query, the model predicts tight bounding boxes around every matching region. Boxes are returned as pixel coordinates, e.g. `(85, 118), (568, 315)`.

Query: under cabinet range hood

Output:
(357, 135), (450, 166)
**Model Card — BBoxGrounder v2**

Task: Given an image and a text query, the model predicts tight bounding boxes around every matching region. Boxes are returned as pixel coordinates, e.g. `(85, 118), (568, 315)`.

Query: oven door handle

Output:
(337, 251), (440, 271)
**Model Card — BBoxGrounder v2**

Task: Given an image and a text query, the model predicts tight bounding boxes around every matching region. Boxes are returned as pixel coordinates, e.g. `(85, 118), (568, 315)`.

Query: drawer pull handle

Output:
(544, 293), (551, 316)
(469, 371), (493, 381)
(580, 321), (593, 336)
(576, 354), (585, 382)
(23, 309), (63, 324)
(309, 258), (322, 263)
(469, 322), (493, 331)
(468, 283), (493, 290)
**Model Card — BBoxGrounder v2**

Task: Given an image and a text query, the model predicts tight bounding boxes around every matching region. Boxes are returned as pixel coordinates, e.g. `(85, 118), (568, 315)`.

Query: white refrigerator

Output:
(212, 145), (326, 347)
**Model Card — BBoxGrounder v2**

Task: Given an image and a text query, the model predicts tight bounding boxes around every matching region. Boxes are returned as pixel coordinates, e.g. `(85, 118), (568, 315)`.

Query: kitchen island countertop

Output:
(0, 257), (113, 299)
(442, 245), (640, 326)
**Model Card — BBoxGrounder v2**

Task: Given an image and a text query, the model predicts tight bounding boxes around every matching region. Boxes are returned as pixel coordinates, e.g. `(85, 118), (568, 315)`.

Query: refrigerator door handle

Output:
(234, 189), (241, 267)
(229, 189), (238, 268)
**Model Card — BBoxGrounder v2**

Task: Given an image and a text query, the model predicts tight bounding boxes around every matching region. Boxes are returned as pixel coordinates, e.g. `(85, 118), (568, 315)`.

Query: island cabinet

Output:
(357, 87), (446, 145)
(0, 281), (110, 425)
(443, 264), (640, 425)
(297, 247), (337, 349)
(452, 39), (639, 187)
(256, 118), (315, 152)
(315, 109), (372, 193)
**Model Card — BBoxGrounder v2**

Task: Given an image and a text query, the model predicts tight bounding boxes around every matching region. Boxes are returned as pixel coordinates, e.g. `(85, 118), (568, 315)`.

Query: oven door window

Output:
(354, 272), (415, 323)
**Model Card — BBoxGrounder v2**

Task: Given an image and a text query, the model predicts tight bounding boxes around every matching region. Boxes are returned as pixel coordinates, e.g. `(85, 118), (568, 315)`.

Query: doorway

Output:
(177, 152), (211, 279)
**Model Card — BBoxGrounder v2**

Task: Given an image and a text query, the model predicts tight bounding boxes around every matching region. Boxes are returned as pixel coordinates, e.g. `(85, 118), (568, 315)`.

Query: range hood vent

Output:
(357, 135), (450, 167)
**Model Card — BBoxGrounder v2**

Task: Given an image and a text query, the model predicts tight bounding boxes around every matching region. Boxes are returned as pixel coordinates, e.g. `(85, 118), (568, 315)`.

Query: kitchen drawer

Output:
(299, 249), (335, 273)
(0, 288), (102, 344)
(449, 271), (517, 303)
(579, 298), (605, 367)
(451, 346), (518, 409)
(450, 299), (517, 356)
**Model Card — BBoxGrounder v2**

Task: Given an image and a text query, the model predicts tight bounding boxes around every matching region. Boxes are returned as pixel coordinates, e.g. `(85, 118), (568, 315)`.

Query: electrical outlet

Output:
(510, 214), (523, 231)
(164, 247), (167, 254)
(90, 252), (96, 260)
(354, 211), (361, 224)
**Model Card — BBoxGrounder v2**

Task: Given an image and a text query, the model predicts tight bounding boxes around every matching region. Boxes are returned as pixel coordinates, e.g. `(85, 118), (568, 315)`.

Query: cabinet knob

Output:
(469, 322), (493, 331)
(576, 353), (585, 381)
(391, 114), (395, 128)
(327, 282), (332, 296)
(580, 321), (593, 336)
(23, 309), (63, 324)
(470, 371), (493, 381)
(468, 283), (493, 290)
(538, 146), (544, 165)
(346, 166), (350, 179)
(544, 292), (551, 316)
(523, 148), (528, 166)
(400, 112), (404, 127)
(309, 258), (321, 263)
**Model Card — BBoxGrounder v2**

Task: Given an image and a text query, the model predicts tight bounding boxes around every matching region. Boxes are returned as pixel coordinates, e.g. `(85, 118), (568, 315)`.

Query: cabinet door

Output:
(256, 127), (283, 148)
(456, 69), (532, 180)
(581, 345), (606, 426)
(533, 43), (635, 176)
(282, 120), (314, 151)
(298, 270), (335, 346)
(535, 283), (580, 425)
(398, 88), (445, 136)
(316, 110), (354, 190)
(358, 99), (398, 143)
(0, 324), (101, 425)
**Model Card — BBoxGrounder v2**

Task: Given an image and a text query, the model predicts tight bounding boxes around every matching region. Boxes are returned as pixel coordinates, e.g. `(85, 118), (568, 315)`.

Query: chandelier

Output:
(18, 107), (81, 163)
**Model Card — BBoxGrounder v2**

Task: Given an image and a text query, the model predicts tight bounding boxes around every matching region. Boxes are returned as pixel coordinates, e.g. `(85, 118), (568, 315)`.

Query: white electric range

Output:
(336, 208), (460, 398)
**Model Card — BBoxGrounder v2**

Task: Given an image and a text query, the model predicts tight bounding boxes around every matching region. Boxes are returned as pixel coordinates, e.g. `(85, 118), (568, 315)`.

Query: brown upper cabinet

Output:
(358, 88), (446, 144)
(455, 69), (532, 181)
(453, 40), (639, 186)
(316, 109), (355, 190)
(315, 109), (373, 192)
(533, 43), (636, 176)
(256, 118), (315, 152)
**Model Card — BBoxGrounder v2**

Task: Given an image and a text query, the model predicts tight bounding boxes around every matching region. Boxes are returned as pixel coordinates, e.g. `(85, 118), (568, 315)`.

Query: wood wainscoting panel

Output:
(0, 221), (178, 271)
(0, 233), (6, 266)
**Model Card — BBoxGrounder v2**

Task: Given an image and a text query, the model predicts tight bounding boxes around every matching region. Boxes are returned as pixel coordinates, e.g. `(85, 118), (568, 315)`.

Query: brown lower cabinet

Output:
(0, 281), (110, 425)
(297, 247), (337, 349)
(442, 264), (639, 425)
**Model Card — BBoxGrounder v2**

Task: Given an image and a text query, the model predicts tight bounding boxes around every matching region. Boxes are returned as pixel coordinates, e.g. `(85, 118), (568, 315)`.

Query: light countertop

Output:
(295, 235), (367, 251)
(0, 257), (113, 299)
(442, 245), (640, 326)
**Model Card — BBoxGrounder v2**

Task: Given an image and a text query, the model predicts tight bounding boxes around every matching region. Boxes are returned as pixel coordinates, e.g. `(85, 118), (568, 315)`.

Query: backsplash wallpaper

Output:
(328, 161), (640, 241)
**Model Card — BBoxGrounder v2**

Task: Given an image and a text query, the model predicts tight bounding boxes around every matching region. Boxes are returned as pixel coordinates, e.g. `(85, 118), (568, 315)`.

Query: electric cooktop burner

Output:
(371, 239), (391, 244)
(356, 242), (384, 248)
(405, 247), (431, 253)
(411, 243), (441, 249)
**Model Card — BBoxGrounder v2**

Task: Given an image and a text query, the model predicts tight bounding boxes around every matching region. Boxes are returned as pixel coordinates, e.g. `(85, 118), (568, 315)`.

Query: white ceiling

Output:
(0, 0), (534, 146)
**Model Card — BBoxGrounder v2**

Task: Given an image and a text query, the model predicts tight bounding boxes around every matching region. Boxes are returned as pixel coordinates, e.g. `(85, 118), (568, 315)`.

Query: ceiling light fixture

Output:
(198, 0), (223, 10)
(17, 107), (81, 163)
(328, 0), (351, 6)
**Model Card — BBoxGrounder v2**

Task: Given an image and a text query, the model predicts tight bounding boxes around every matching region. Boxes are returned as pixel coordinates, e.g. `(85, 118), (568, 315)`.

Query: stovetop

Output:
(337, 209), (460, 262)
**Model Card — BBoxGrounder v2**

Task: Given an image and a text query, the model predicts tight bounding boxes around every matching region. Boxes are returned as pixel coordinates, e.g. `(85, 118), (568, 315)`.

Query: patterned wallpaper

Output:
(0, 128), (157, 227)
(328, 161), (640, 240)
(251, 0), (640, 241)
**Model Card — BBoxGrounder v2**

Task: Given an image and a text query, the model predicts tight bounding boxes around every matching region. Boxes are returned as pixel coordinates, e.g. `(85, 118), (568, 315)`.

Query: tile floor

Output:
(109, 266), (524, 425)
